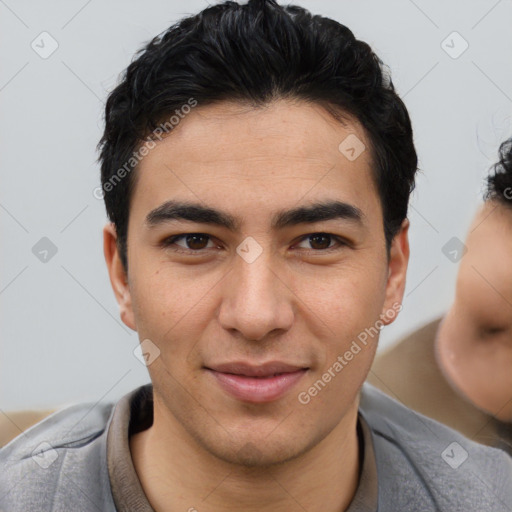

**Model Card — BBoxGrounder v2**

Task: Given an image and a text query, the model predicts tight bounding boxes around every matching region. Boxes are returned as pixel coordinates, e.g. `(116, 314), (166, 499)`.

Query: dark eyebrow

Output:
(145, 200), (365, 231)
(146, 201), (240, 231)
(272, 201), (364, 230)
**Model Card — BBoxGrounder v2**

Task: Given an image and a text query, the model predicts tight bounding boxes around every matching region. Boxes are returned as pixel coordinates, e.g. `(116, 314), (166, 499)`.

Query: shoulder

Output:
(0, 399), (116, 511)
(360, 382), (512, 511)
(0, 409), (57, 448)
(0, 400), (114, 459)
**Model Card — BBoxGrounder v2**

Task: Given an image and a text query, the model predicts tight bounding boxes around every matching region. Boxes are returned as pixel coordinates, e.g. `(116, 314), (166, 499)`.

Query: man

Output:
(1, 1), (511, 511)
(368, 137), (512, 455)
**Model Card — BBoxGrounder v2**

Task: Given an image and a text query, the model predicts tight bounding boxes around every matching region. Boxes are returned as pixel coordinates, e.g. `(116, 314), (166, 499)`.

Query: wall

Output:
(1, 0), (511, 409)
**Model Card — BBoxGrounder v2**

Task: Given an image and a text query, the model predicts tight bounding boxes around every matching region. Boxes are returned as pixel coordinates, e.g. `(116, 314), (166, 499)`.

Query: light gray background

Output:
(1, 0), (511, 410)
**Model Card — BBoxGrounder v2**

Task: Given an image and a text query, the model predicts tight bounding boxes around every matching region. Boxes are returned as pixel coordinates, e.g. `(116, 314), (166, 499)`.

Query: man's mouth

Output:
(204, 362), (309, 403)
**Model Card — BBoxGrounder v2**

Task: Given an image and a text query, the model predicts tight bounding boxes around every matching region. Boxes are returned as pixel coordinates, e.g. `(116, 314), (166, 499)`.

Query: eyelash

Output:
(161, 232), (348, 254)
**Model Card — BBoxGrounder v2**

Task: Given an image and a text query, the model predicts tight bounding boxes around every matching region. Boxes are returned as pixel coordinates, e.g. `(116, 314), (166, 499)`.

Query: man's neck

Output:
(130, 400), (361, 512)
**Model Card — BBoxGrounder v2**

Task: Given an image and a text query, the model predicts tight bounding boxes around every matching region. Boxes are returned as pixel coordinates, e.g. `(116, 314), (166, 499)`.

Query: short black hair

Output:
(485, 137), (512, 207)
(97, 0), (418, 271)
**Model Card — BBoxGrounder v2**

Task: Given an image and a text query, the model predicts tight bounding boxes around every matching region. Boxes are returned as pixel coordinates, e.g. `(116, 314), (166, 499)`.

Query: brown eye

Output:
(163, 233), (215, 251)
(296, 233), (345, 251)
(309, 234), (332, 250)
(184, 234), (210, 250)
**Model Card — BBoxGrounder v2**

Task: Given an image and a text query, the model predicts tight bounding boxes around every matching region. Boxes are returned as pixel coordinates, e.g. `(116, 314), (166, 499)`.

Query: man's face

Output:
(441, 201), (512, 421)
(105, 99), (408, 465)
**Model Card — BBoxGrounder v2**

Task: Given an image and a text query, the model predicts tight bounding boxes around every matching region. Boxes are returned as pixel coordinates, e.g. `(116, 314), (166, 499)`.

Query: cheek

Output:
(457, 276), (502, 334)
(128, 263), (211, 345)
(296, 332), (378, 426)
(314, 263), (387, 326)
(297, 264), (386, 368)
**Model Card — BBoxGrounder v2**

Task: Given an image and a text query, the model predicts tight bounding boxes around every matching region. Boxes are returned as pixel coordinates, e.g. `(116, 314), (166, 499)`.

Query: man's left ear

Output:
(381, 218), (410, 326)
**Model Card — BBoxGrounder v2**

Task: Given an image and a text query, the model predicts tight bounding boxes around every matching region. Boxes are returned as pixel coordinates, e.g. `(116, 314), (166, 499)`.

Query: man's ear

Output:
(103, 223), (136, 331)
(381, 218), (410, 326)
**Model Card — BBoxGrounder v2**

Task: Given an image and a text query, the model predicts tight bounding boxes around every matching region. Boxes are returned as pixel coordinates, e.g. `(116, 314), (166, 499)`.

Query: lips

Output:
(208, 362), (307, 377)
(205, 361), (308, 403)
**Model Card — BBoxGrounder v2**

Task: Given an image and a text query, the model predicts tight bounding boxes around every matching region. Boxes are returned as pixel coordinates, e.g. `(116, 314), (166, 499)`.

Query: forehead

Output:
(131, 99), (380, 226)
(459, 203), (512, 305)
(155, 99), (365, 160)
(467, 202), (512, 256)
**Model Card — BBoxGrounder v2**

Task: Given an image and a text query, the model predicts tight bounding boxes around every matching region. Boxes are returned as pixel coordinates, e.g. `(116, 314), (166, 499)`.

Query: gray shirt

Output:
(1, 383), (511, 511)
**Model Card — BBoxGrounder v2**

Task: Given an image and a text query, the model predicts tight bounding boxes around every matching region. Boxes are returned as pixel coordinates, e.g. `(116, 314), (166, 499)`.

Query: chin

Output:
(203, 433), (311, 469)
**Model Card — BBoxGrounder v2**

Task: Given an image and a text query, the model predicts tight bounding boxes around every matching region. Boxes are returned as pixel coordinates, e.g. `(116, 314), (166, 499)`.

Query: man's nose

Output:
(217, 249), (294, 341)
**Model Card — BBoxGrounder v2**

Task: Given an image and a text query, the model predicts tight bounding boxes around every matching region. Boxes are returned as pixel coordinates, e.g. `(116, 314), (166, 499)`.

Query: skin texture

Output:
(437, 200), (512, 422)
(104, 99), (409, 512)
